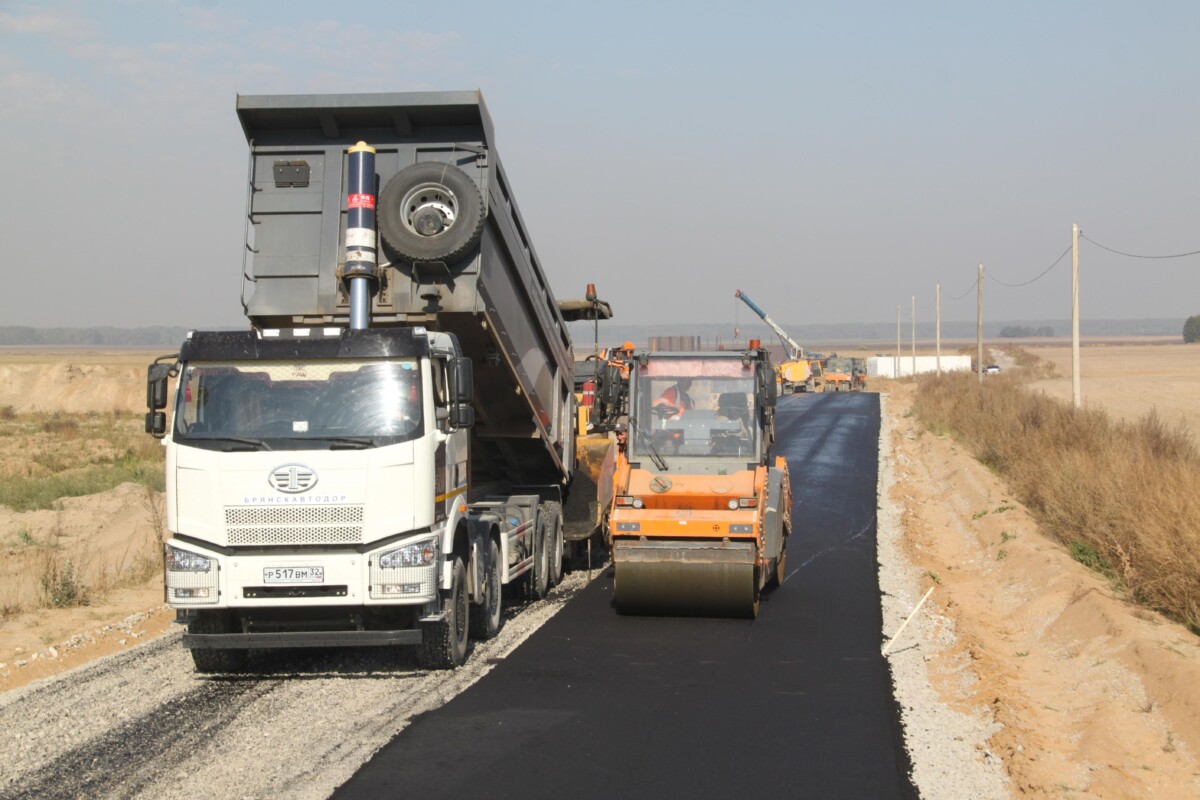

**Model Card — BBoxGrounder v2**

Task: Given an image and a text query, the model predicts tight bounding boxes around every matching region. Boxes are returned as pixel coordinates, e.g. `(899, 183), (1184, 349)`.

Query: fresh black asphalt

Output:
(333, 392), (917, 799)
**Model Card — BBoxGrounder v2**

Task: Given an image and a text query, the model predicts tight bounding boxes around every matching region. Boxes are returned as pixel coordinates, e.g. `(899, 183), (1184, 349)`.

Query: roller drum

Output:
(613, 539), (759, 618)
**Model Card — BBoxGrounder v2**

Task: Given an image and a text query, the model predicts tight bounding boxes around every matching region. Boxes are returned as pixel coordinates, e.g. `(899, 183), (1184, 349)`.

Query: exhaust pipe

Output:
(344, 141), (378, 329)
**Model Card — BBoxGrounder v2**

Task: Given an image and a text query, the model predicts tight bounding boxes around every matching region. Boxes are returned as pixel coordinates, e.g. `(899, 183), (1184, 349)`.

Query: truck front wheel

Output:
(187, 611), (249, 674)
(418, 555), (470, 669)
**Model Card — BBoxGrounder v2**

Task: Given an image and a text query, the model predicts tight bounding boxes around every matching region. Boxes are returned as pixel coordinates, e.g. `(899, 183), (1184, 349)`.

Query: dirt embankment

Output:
(887, 381), (1200, 798)
(0, 351), (168, 691)
(0, 351), (154, 415)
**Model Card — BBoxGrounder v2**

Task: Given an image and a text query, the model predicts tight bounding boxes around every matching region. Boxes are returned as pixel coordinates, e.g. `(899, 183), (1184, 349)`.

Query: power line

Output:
(946, 274), (979, 300)
(1080, 233), (1200, 260)
(987, 244), (1073, 287)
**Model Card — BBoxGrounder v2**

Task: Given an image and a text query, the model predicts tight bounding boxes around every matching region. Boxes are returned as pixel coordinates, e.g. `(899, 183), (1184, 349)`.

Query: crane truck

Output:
(734, 290), (814, 393)
(607, 343), (791, 618)
(144, 91), (595, 672)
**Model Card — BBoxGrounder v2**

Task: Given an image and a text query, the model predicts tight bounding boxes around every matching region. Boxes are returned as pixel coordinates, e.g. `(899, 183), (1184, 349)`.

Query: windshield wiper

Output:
(630, 419), (668, 471)
(315, 436), (375, 450)
(188, 435), (271, 452)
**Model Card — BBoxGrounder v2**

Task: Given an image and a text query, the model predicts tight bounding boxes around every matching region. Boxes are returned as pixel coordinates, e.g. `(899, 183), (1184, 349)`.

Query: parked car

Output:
(984, 364), (1002, 374)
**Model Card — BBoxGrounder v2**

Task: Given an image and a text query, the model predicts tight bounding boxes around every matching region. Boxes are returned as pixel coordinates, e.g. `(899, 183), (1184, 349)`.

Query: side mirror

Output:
(147, 363), (172, 410)
(449, 403), (475, 429)
(145, 411), (167, 437)
(761, 368), (777, 408)
(451, 357), (473, 404)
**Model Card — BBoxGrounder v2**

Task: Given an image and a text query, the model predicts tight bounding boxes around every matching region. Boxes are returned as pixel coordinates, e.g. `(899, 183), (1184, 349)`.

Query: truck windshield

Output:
(174, 359), (423, 448)
(631, 359), (759, 459)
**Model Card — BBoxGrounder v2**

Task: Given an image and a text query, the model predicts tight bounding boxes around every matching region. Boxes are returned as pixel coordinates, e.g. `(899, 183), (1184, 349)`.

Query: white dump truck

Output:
(145, 91), (584, 672)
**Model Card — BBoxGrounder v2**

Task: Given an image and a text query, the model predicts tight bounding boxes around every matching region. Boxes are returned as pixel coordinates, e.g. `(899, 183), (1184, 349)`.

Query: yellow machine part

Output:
(613, 538), (759, 618)
(778, 359), (812, 384)
(565, 434), (617, 540)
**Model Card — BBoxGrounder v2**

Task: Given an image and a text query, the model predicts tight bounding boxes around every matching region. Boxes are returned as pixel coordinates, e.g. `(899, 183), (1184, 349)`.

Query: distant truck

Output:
(145, 91), (596, 672)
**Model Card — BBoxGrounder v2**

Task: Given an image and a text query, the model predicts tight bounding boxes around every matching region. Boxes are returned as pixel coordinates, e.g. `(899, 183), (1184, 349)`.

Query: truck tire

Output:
(544, 501), (564, 587)
(469, 538), (503, 640)
(378, 162), (485, 264)
(187, 611), (249, 674)
(418, 555), (470, 669)
(526, 508), (551, 600)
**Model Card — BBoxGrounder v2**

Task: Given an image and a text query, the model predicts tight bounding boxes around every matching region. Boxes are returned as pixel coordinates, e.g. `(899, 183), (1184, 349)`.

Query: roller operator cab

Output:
(607, 347), (792, 618)
(146, 91), (580, 673)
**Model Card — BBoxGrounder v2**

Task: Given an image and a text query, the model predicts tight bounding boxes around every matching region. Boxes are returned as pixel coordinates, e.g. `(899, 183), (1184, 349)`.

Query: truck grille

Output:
(225, 505), (364, 546)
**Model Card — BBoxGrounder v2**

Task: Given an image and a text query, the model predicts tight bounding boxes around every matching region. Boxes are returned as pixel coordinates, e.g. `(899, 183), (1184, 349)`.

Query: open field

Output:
(1025, 340), (1200, 444)
(0, 349), (158, 415)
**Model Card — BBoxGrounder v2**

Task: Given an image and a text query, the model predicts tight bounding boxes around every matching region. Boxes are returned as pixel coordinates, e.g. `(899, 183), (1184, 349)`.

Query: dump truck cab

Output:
(608, 347), (791, 618)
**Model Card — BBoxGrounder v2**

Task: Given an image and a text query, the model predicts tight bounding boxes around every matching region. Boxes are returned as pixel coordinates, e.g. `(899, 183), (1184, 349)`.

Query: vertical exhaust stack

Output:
(344, 142), (378, 329)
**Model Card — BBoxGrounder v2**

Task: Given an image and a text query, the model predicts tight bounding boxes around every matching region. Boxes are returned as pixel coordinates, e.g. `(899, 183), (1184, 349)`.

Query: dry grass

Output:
(2, 408), (166, 612)
(0, 410), (163, 511)
(914, 370), (1200, 632)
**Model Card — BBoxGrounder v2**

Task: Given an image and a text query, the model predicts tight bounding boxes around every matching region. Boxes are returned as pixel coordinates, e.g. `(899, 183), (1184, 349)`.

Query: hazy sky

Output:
(1, 1), (1197, 330)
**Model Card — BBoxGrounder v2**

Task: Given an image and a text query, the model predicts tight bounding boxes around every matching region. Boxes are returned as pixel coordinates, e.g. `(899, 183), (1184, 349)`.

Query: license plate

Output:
(263, 566), (324, 584)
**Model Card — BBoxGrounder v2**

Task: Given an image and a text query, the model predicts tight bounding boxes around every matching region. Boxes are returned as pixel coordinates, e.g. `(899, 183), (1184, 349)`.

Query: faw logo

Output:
(268, 464), (318, 494)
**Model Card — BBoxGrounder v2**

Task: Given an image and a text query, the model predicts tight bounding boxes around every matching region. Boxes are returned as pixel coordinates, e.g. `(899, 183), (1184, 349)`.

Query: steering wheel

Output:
(652, 403), (678, 420)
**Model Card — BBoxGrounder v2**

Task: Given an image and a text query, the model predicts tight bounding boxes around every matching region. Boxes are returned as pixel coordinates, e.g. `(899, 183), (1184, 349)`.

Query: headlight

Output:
(165, 544), (212, 572)
(379, 538), (438, 569)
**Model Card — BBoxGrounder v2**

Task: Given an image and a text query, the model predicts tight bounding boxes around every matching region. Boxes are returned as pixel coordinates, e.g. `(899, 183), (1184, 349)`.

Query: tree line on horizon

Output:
(1184, 316), (1200, 344)
(1, 316), (1192, 347)
(0, 326), (193, 347)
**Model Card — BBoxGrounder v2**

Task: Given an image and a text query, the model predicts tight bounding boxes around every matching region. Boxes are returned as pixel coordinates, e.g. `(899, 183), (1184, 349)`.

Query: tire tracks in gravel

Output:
(2, 678), (276, 800)
(0, 570), (594, 800)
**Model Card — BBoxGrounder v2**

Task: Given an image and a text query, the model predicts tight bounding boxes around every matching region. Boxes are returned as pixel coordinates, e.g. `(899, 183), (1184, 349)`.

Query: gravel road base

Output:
(877, 392), (1012, 799)
(0, 569), (595, 800)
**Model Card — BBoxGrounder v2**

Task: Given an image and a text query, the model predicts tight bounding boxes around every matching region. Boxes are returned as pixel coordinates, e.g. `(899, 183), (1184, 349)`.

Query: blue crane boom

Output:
(734, 290), (805, 361)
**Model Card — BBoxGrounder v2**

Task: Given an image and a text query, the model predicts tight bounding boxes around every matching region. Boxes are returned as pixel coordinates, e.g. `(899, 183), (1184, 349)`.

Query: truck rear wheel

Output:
(378, 162), (485, 264)
(418, 555), (470, 669)
(526, 508), (551, 600)
(469, 538), (503, 640)
(187, 611), (248, 674)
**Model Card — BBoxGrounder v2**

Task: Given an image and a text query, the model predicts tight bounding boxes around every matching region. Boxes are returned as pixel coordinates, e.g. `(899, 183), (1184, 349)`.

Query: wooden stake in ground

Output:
(882, 586), (935, 656)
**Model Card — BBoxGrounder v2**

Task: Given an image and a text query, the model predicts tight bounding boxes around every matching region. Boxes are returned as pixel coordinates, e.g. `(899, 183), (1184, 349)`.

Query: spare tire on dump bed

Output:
(378, 161), (485, 264)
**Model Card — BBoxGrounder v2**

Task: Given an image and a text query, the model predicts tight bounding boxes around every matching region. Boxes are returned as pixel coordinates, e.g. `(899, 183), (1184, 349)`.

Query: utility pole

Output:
(976, 263), (984, 385)
(935, 283), (942, 375)
(1072, 223), (1081, 409)
(896, 304), (901, 379)
(911, 295), (916, 378)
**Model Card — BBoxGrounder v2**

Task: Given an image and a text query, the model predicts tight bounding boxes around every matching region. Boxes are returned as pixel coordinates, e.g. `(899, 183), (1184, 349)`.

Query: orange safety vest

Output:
(653, 385), (694, 420)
